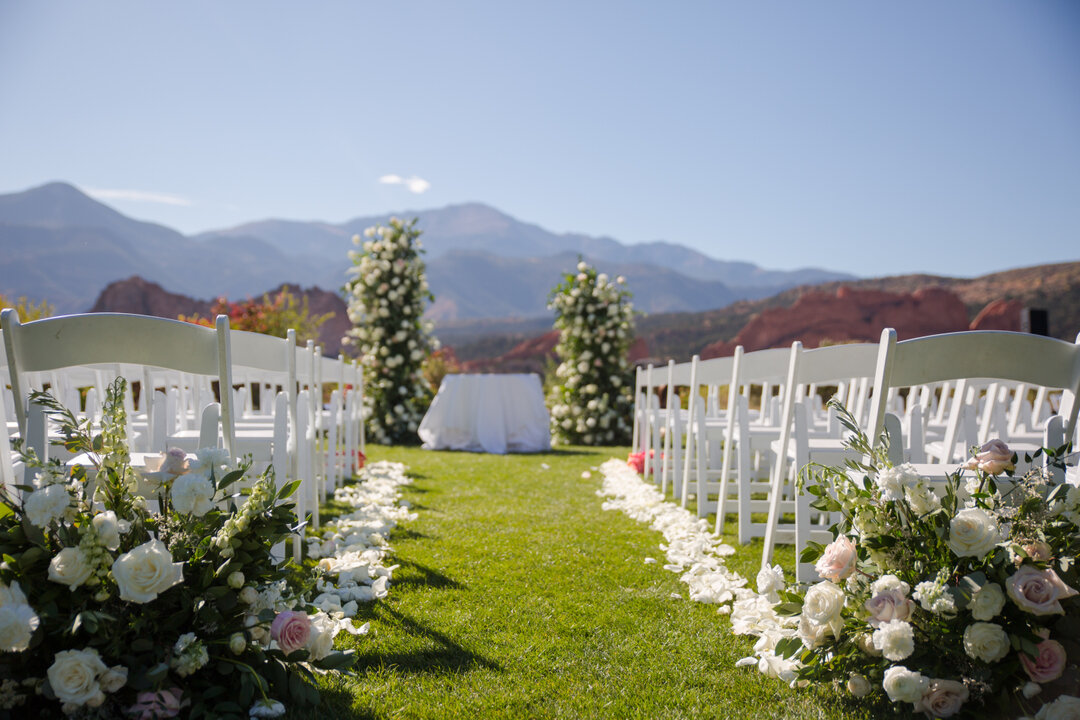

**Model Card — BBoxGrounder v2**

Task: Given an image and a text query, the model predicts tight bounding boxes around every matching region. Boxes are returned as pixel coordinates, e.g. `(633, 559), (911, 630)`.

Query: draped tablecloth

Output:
(418, 374), (550, 454)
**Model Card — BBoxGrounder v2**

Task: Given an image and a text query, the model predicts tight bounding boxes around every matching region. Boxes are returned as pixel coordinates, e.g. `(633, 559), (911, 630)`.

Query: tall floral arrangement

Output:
(547, 260), (634, 446)
(343, 217), (436, 445)
(0, 380), (360, 718)
(733, 401), (1080, 719)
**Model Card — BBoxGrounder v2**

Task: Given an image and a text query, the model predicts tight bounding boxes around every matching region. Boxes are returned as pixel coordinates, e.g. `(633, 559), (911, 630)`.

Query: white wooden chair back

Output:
(1, 311), (235, 464)
(869, 329), (1080, 460)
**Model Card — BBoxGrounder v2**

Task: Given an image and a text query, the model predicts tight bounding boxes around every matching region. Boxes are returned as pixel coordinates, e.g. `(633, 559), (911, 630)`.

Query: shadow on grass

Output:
(353, 604), (500, 674)
(390, 527), (433, 541)
(390, 559), (464, 590)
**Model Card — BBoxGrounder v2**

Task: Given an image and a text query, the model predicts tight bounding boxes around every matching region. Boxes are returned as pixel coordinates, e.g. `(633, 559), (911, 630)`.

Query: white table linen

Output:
(418, 374), (550, 454)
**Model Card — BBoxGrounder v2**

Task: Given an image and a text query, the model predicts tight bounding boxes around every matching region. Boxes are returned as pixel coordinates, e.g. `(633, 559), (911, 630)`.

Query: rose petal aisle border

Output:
(597, 458), (750, 608)
(305, 461), (419, 619)
(597, 459), (802, 683)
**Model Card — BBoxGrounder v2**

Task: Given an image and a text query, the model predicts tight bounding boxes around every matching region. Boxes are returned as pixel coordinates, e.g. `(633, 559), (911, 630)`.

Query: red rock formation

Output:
(88, 276), (350, 356)
(89, 276), (211, 319)
(460, 330), (648, 376)
(969, 299), (1022, 332)
(699, 285), (971, 358)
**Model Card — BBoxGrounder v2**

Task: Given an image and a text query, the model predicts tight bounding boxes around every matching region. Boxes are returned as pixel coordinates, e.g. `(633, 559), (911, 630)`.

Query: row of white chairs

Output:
(633, 329), (1080, 582)
(0, 311), (366, 560)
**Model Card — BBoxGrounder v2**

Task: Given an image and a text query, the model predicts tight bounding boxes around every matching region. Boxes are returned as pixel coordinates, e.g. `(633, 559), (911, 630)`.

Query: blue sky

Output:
(1, 1), (1077, 277)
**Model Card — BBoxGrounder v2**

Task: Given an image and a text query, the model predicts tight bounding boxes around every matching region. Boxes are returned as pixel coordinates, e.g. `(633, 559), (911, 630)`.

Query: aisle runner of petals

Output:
(306, 461), (419, 620)
(598, 458), (804, 682)
(597, 459), (749, 607)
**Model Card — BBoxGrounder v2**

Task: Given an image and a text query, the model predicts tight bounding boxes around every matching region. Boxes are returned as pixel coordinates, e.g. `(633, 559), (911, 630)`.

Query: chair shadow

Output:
(352, 604), (500, 674)
(390, 527), (433, 541)
(389, 559), (464, 590)
(538, 449), (598, 457)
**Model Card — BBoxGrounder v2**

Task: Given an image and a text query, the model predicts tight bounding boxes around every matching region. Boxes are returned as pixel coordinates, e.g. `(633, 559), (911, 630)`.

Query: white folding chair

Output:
(1, 311), (235, 484)
(712, 346), (792, 542)
(868, 329), (1080, 483)
(760, 341), (879, 582)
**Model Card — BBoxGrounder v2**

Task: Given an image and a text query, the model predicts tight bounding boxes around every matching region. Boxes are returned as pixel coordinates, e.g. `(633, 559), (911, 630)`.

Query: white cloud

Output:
(378, 174), (430, 194)
(82, 187), (192, 206)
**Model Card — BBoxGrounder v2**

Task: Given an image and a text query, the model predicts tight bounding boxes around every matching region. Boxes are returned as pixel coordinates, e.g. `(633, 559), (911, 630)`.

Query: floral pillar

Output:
(547, 260), (635, 446)
(343, 217), (437, 445)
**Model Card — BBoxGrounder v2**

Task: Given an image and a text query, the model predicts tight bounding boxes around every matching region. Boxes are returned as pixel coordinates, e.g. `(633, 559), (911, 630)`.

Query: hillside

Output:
(447, 261), (1080, 373)
(0, 182), (855, 318)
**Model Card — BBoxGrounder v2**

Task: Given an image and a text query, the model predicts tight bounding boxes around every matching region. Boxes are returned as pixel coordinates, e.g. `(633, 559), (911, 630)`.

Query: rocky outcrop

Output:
(460, 330), (648, 376)
(89, 276), (211, 319)
(969, 298), (1022, 332)
(699, 286), (971, 358)
(88, 276), (350, 356)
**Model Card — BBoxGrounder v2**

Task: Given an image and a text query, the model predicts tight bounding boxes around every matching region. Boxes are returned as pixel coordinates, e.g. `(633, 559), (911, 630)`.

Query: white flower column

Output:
(547, 261), (635, 446)
(344, 218), (438, 445)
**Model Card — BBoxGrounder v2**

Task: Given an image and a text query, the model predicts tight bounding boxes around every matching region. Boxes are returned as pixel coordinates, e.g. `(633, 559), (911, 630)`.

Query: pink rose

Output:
(913, 678), (969, 718)
(1020, 638), (1068, 683)
(627, 452), (645, 474)
(963, 439), (1014, 476)
(815, 536), (857, 582)
(271, 610), (311, 655)
(127, 688), (183, 719)
(1024, 541), (1053, 563)
(865, 589), (915, 626)
(160, 447), (189, 476)
(1007, 565), (1079, 616)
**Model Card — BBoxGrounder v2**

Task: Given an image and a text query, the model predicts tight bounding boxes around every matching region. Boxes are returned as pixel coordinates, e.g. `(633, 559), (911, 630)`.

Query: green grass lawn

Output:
(293, 445), (877, 720)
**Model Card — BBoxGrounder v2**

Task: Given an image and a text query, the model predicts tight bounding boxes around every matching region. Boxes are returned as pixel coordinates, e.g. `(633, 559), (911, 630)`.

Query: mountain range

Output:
(0, 182), (854, 319)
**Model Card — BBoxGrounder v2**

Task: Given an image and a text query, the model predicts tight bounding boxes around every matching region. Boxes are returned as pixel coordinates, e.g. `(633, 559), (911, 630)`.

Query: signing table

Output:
(418, 373), (550, 454)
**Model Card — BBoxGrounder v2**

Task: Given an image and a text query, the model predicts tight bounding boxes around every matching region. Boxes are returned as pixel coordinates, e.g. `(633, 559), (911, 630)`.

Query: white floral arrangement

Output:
(732, 402), (1079, 719)
(547, 260), (635, 446)
(344, 217), (437, 445)
(0, 380), (363, 718)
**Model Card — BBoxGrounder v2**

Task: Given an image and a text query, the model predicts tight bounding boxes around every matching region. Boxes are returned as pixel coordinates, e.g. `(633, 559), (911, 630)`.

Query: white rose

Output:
(99, 665), (128, 693)
(963, 622), (1010, 663)
(797, 613), (828, 649)
(229, 632), (246, 655)
(47, 648), (107, 706)
(239, 586), (259, 605)
(24, 484), (70, 528)
(802, 581), (846, 635)
(92, 511), (122, 551)
(847, 674), (871, 697)
(48, 547), (94, 589)
(112, 539), (184, 604)
(948, 508), (1001, 559)
(306, 612), (338, 661)
(171, 473), (216, 516)
(872, 619), (915, 661)
(882, 665), (929, 703)
(0, 580), (40, 652)
(969, 582), (1006, 621)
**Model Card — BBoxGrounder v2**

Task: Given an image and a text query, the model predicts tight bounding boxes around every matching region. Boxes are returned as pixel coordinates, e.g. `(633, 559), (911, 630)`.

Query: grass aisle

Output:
(302, 446), (873, 720)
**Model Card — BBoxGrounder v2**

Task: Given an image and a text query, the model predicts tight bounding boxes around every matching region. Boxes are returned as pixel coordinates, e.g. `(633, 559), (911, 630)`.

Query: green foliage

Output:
(179, 287), (332, 346)
(0, 294), (54, 322)
(0, 379), (355, 718)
